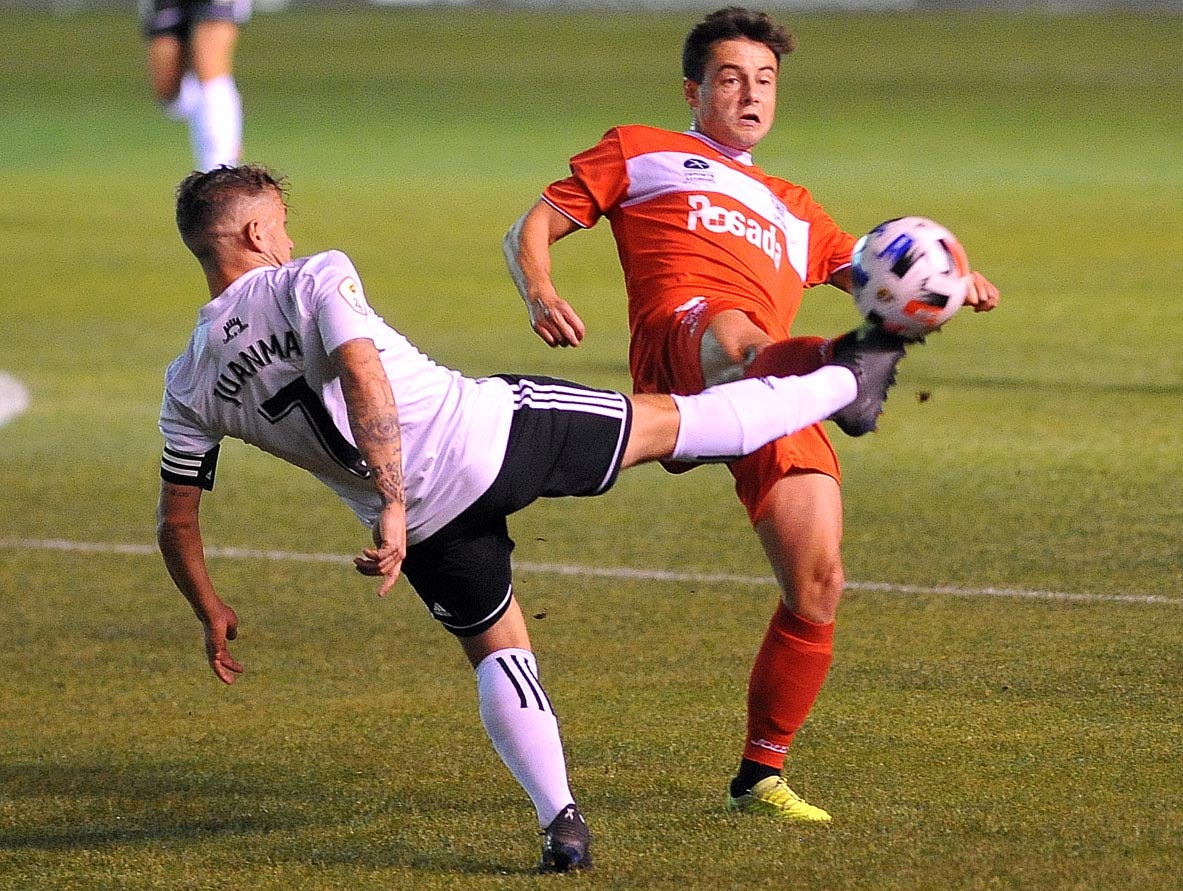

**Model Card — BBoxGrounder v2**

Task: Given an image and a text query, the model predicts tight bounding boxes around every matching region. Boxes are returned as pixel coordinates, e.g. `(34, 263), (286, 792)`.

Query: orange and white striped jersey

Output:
(543, 125), (856, 392)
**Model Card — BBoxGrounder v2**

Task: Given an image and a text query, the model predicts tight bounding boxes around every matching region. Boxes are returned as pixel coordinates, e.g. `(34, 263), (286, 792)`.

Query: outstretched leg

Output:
(705, 308), (909, 438)
(621, 322), (907, 469)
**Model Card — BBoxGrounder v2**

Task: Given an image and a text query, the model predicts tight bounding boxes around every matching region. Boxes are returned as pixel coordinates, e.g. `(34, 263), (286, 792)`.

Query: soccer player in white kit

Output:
(156, 165), (907, 872)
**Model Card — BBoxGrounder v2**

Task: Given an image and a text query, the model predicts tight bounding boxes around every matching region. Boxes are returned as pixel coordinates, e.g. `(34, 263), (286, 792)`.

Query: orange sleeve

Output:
(542, 129), (630, 229)
(808, 219), (857, 287)
(788, 184), (856, 287)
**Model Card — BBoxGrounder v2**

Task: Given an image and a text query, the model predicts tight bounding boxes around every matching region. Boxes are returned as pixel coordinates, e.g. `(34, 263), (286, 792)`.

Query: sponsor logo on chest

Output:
(686, 194), (783, 270)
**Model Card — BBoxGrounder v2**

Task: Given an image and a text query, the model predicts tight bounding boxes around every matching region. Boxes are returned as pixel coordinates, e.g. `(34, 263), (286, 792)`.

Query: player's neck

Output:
(686, 128), (754, 164)
(203, 256), (278, 300)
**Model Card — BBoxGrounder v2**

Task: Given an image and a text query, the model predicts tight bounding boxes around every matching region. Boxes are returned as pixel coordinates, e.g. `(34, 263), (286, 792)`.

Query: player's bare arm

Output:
(828, 266), (854, 294)
(503, 201), (586, 348)
(156, 480), (244, 685)
(332, 337), (407, 597)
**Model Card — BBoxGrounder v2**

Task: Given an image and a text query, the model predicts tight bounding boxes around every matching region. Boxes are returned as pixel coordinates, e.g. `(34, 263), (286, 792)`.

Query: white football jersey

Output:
(159, 250), (513, 545)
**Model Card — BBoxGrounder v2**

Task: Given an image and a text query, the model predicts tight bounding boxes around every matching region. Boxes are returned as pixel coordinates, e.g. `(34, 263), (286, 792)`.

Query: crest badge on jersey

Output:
(337, 276), (368, 315)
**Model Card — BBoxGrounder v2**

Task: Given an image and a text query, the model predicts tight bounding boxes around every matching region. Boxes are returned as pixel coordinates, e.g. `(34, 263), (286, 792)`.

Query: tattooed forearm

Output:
(334, 339), (406, 507)
(370, 458), (405, 506)
(357, 412), (401, 443)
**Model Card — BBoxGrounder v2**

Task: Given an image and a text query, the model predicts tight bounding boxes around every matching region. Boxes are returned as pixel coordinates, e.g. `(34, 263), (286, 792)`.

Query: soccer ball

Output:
(850, 216), (971, 339)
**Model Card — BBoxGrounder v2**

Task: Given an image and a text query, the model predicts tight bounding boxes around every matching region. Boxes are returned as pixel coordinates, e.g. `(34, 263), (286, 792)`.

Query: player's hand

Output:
(964, 271), (1000, 313)
(203, 600), (244, 685)
(354, 503), (406, 597)
(527, 292), (586, 348)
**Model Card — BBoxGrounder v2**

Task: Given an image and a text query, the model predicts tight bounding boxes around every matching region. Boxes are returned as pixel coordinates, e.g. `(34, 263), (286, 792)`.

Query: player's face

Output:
(684, 38), (779, 151)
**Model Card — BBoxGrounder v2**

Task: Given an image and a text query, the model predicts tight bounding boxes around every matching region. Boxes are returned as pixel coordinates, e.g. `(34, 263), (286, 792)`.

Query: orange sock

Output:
(743, 335), (828, 380)
(742, 600), (834, 768)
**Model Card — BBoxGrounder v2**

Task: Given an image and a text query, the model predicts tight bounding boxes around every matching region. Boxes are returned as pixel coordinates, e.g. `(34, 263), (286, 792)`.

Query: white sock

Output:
(163, 71), (201, 122)
(670, 366), (857, 462)
(476, 648), (574, 827)
(190, 74), (242, 171)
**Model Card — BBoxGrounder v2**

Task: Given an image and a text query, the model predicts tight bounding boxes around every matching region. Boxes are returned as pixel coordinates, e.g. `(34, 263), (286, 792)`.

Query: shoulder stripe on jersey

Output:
(622, 150), (779, 219)
(541, 195), (590, 230)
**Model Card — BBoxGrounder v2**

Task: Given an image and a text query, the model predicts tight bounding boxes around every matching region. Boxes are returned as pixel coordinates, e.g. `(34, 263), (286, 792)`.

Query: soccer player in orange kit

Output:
(505, 7), (1000, 821)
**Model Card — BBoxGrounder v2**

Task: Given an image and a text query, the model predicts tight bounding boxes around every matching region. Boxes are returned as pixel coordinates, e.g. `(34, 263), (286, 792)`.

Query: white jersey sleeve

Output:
(159, 388), (224, 489)
(310, 256), (378, 354)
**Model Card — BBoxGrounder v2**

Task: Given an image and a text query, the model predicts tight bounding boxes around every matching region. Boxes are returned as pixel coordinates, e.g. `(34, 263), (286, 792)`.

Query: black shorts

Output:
(140, 0), (251, 39)
(401, 375), (632, 637)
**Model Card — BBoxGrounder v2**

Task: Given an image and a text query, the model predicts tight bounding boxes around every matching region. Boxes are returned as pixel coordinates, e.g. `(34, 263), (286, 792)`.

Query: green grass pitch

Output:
(1, 7), (1181, 889)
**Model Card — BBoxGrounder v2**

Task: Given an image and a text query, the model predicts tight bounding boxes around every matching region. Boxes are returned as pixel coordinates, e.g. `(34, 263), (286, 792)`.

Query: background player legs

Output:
(187, 20), (243, 171)
(147, 33), (195, 120)
(733, 472), (844, 791)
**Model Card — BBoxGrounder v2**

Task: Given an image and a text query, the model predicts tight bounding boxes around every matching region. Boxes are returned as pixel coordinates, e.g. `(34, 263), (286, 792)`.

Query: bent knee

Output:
(781, 561), (845, 624)
(700, 310), (771, 387)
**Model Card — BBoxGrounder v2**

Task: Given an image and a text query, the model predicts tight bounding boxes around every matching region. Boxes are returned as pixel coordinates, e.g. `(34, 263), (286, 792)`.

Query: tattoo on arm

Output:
(168, 483), (201, 502)
(337, 341), (406, 507)
(371, 459), (405, 505)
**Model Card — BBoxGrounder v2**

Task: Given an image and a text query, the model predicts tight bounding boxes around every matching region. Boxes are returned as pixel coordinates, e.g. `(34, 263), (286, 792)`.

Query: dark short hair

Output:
(175, 164), (288, 259)
(682, 7), (797, 83)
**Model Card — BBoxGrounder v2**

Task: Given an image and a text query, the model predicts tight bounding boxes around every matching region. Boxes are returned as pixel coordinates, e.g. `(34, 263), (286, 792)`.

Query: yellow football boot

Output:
(726, 776), (832, 823)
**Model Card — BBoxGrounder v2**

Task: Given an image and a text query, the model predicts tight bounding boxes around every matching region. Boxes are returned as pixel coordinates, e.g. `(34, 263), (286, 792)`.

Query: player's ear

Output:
(243, 216), (265, 251)
(683, 77), (701, 109)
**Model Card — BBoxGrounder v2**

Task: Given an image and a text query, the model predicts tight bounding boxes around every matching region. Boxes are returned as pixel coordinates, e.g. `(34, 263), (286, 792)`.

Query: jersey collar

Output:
(684, 130), (754, 166)
(200, 265), (273, 320)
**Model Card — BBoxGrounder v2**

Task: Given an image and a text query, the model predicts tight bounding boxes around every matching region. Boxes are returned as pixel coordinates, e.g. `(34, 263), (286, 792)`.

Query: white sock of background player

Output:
(190, 74), (242, 171)
(162, 70), (201, 122)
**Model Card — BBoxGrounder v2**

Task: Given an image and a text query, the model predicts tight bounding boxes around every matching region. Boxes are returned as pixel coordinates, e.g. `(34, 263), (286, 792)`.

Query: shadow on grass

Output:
(0, 760), (313, 850)
(302, 841), (540, 878)
(0, 760), (535, 876)
(0, 816), (298, 850)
